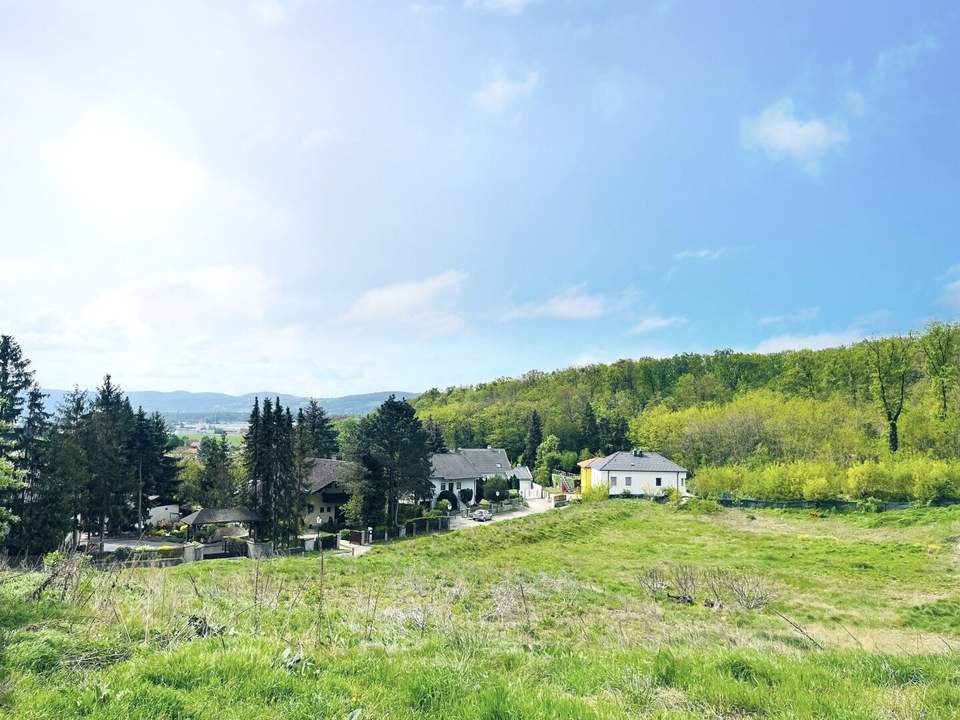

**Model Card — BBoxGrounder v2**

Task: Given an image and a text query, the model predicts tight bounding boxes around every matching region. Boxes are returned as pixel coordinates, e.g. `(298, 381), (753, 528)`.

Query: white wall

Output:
(432, 478), (477, 504)
(147, 504), (179, 526)
(517, 479), (543, 499)
(305, 493), (341, 528)
(592, 469), (687, 496)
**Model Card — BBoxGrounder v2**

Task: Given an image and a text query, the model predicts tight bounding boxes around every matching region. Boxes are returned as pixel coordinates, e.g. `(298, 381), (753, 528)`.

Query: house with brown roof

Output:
(304, 458), (356, 529)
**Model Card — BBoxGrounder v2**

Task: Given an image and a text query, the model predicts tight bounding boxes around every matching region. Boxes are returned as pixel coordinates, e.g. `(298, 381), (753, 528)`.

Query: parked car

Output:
(471, 509), (492, 522)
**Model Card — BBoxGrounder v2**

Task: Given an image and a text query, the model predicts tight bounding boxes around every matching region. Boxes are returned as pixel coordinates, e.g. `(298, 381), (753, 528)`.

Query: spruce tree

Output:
(578, 402), (599, 454)
(523, 410), (543, 468)
(303, 399), (338, 458)
(0, 417), (23, 542)
(0, 335), (34, 450)
(85, 376), (137, 547)
(424, 416), (447, 454)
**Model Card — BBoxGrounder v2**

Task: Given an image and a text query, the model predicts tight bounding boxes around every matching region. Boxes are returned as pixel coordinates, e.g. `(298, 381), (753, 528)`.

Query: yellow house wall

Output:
(580, 466), (592, 492)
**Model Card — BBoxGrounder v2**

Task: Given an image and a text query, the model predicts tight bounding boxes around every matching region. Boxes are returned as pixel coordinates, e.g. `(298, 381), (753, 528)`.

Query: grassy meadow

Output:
(2, 500), (960, 719)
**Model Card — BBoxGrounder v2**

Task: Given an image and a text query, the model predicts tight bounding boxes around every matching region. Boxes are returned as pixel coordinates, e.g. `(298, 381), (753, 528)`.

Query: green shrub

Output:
(581, 483), (609, 503)
(436, 499), (451, 512)
(679, 498), (723, 514)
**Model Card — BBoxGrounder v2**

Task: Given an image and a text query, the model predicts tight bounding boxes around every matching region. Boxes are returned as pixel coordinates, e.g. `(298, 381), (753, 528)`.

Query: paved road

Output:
(449, 497), (553, 530)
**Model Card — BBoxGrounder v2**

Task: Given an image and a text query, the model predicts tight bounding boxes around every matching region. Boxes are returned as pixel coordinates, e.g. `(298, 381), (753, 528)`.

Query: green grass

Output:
(3, 501), (960, 718)
(176, 432), (244, 446)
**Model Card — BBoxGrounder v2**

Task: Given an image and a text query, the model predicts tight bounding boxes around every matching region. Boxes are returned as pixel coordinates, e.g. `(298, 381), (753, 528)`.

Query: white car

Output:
(471, 509), (492, 522)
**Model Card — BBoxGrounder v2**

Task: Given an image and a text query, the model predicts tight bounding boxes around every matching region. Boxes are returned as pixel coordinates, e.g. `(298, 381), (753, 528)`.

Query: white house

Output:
(429, 447), (512, 509)
(589, 450), (688, 496)
(146, 499), (180, 526)
(510, 466), (541, 499)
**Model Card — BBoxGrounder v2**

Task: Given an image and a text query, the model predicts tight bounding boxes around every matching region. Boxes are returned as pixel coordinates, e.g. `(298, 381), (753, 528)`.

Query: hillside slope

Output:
(4, 501), (960, 718)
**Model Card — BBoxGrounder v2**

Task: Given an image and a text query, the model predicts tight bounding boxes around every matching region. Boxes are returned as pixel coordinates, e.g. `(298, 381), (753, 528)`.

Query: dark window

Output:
(655, 478), (662, 487)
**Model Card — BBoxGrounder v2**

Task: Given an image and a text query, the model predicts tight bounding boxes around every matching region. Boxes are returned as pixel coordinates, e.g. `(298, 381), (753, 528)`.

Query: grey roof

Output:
(592, 450), (687, 474)
(306, 458), (357, 494)
(511, 466), (533, 482)
(430, 448), (512, 480)
(180, 507), (262, 525)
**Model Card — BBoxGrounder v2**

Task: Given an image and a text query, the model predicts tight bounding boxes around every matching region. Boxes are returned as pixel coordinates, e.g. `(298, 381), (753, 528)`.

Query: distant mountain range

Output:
(40, 389), (419, 420)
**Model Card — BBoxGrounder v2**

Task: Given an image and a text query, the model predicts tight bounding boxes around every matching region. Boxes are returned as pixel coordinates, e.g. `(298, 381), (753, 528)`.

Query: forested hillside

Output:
(414, 323), (960, 501)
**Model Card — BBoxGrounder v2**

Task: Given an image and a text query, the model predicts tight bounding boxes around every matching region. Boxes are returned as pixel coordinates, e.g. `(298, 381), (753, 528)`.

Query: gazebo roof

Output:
(180, 507), (262, 526)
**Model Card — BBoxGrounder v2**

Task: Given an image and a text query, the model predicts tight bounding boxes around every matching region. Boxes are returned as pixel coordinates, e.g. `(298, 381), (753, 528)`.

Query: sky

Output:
(1, 0), (959, 396)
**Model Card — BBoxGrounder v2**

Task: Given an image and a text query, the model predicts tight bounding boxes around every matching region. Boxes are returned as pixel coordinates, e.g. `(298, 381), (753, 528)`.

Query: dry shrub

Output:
(725, 573), (776, 610)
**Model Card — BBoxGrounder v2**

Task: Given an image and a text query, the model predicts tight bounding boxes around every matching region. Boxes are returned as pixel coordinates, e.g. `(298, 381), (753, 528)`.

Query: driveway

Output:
(449, 497), (553, 530)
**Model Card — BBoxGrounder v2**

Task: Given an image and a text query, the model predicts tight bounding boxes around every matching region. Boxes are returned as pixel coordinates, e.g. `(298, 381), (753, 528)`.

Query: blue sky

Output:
(1, 0), (958, 395)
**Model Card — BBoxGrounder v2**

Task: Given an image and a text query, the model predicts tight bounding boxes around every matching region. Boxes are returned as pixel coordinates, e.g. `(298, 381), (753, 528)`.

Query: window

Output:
(610, 476), (618, 486)
(655, 477), (662, 487)
(625, 477), (632, 486)
(680, 477), (685, 486)
(456, 481), (462, 490)
(307, 503), (314, 513)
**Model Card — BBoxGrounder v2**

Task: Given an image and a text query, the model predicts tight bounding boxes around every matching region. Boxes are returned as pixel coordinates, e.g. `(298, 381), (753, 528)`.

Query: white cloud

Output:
(630, 315), (687, 334)
(758, 307), (819, 327)
(503, 286), (609, 321)
(754, 330), (866, 354)
(473, 70), (539, 114)
(249, 0), (287, 26)
(675, 248), (728, 261)
(874, 34), (937, 89)
(465, 0), (536, 14)
(944, 280), (960, 311)
(409, 2), (445, 16)
(343, 271), (466, 336)
(299, 129), (334, 152)
(740, 98), (847, 174)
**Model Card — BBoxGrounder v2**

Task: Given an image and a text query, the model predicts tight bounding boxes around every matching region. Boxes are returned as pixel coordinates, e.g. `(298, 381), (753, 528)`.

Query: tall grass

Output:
(3, 501), (960, 718)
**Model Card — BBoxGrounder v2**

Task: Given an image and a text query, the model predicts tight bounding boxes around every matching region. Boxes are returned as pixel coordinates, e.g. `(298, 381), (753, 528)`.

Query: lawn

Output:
(2, 500), (960, 718)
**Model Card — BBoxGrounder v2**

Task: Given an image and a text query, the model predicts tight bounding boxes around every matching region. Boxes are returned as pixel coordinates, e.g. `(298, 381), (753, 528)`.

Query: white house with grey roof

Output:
(589, 450), (688, 496)
(429, 447), (512, 507)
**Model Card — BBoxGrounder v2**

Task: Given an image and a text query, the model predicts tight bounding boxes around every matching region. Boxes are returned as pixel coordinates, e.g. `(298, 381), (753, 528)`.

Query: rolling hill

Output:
(40, 388), (419, 419)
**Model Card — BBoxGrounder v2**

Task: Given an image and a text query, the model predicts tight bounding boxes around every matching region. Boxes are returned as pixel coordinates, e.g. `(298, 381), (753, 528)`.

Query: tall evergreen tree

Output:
(523, 410), (543, 468)
(424, 416), (447, 454)
(5, 385), (64, 554)
(85, 376), (137, 546)
(0, 335), (34, 451)
(578, 402), (599, 454)
(344, 395), (431, 526)
(242, 397), (304, 545)
(0, 416), (23, 542)
(53, 388), (90, 549)
(303, 399), (338, 458)
(200, 435), (236, 507)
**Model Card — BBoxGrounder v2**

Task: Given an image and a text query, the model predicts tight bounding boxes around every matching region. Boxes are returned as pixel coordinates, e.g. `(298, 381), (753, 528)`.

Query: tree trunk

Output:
(888, 419), (899, 453)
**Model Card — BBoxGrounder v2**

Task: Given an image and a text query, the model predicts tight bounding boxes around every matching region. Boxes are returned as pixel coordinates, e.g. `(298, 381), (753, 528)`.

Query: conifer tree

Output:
(424, 416), (447, 454)
(85, 376), (137, 547)
(303, 399), (338, 458)
(523, 410), (542, 468)
(343, 395), (432, 526)
(578, 402), (599, 454)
